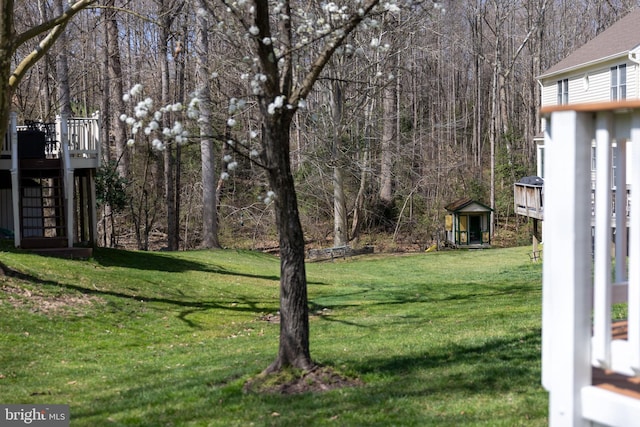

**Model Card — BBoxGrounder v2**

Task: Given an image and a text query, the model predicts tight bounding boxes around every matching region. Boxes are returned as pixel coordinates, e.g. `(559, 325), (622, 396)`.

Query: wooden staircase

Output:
(19, 158), (67, 249)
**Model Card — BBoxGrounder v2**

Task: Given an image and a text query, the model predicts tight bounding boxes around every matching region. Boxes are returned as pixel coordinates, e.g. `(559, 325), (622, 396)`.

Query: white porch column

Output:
(9, 113), (20, 248)
(543, 110), (592, 427)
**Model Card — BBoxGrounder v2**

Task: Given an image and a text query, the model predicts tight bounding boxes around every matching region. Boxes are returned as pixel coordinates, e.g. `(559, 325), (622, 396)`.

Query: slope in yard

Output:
(0, 246), (546, 426)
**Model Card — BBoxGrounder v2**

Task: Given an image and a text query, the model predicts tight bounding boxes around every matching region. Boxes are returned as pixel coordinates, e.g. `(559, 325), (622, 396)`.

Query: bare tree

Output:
(198, 0), (423, 373)
(0, 0), (96, 138)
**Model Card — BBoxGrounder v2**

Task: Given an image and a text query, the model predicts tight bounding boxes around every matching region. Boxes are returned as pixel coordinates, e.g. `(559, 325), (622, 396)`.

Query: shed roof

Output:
(444, 197), (492, 213)
(538, 8), (640, 79)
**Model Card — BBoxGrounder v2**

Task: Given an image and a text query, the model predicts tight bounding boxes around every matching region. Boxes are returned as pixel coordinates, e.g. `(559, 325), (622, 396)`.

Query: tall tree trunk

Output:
(0, 0), (17, 138)
(55, 0), (71, 116)
(263, 115), (312, 373)
(36, 0), (52, 120)
(159, 1), (177, 251)
(196, 0), (220, 249)
(379, 84), (395, 208)
(100, 4), (112, 247)
(330, 79), (348, 247)
(105, 0), (130, 177)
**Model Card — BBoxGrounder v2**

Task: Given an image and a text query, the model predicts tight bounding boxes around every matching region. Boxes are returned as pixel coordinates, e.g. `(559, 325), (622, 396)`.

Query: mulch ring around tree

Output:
(243, 365), (363, 395)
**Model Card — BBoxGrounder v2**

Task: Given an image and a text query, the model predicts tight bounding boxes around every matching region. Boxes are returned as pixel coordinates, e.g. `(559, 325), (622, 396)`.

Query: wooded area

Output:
(6, 0), (637, 251)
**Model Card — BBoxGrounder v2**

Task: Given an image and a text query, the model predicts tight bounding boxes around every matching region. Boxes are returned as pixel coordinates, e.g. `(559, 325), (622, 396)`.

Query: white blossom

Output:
(223, 154), (233, 163)
(384, 2), (401, 13)
(227, 161), (238, 171)
(130, 84), (143, 97)
(221, 172), (230, 181)
(227, 118), (237, 127)
(249, 25), (259, 36)
(267, 95), (286, 115)
(151, 139), (165, 151)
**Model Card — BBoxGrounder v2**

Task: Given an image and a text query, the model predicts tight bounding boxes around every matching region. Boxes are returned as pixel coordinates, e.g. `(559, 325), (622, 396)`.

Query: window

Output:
(557, 79), (569, 104)
(611, 64), (627, 101)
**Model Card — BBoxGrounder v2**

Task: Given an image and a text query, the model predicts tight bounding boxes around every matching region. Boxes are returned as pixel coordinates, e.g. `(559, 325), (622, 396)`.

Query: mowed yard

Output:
(0, 245), (547, 426)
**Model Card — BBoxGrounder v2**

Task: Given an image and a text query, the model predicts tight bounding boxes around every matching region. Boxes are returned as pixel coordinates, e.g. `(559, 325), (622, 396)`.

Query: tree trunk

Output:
(55, 0), (71, 116)
(159, 2), (177, 251)
(330, 79), (348, 247)
(0, 0), (16, 139)
(263, 115), (313, 373)
(105, 0), (130, 177)
(196, 0), (220, 249)
(379, 84), (395, 207)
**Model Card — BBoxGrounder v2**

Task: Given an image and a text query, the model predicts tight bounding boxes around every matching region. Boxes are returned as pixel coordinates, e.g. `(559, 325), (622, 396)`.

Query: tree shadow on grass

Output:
(0, 261), (279, 324)
(67, 330), (544, 426)
(351, 329), (542, 394)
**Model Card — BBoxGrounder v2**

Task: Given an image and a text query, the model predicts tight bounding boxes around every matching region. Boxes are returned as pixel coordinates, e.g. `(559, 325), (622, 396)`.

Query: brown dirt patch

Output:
(1, 283), (102, 316)
(243, 365), (363, 395)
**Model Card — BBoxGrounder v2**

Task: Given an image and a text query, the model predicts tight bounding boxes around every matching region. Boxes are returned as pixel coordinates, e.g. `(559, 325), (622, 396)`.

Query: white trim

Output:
(582, 386), (640, 426)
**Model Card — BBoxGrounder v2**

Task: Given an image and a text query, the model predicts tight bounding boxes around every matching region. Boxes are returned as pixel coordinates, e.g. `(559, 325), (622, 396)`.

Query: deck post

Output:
(593, 112), (613, 369)
(9, 113), (20, 248)
(542, 110), (592, 426)
(59, 115), (74, 248)
(629, 112), (640, 375)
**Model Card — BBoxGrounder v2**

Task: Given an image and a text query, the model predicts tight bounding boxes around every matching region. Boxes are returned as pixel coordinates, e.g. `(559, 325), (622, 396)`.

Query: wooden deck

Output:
(593, 321), (640, 400)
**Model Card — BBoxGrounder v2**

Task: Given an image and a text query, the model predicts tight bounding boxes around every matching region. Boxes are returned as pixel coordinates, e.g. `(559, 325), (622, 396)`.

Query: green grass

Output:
(0, 245), (546, 426)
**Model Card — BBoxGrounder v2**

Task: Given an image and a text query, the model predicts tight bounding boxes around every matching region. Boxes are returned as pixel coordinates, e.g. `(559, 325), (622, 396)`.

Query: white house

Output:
(1, 112), (100, 254)
(530, 9), (640, 426)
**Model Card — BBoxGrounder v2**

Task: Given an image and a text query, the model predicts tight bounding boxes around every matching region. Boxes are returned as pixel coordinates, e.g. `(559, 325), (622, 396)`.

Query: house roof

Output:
(444, 197), (492, 213)
(538, 8), (640, 79)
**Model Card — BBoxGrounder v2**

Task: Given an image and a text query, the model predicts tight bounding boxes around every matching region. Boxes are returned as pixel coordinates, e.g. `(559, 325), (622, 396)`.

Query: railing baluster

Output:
(593, 111), (613, 369)
(615, 137), (628, 284)
(629, 112), (640, 375)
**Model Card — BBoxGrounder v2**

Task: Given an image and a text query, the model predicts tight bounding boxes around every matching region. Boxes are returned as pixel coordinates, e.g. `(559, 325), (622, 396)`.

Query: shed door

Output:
(469, 215), (482, 244)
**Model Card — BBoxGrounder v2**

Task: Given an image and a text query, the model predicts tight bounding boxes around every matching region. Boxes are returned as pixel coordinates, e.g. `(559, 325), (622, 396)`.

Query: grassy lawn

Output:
(0, 245), (546, 426)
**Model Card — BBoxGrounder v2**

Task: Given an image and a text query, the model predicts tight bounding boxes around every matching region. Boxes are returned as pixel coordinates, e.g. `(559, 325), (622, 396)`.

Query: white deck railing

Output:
(2, 114), (100, 167)
(63, 115), (100, 159)
(542, 100), (640, 426)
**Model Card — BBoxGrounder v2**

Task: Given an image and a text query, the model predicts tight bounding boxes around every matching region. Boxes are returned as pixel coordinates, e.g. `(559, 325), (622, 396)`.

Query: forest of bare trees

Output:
(7, 0), (640, 252)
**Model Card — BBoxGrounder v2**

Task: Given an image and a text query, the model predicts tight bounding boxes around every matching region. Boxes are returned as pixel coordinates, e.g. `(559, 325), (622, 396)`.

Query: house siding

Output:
(540, 59), (638, 107)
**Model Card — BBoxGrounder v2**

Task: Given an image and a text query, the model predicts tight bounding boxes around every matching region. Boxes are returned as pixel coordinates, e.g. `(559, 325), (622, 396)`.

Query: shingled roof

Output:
(444, 197), (492, 213)
(539, 8), (640, 79)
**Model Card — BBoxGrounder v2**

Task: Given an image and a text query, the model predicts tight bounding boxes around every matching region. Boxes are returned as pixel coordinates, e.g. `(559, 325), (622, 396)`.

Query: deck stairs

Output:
(19, 158), (67, 249)
(2, 112), (100, 253)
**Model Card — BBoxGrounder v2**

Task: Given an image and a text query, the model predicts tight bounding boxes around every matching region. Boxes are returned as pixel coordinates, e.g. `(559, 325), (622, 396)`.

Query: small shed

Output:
(444, 197), (492, 248)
